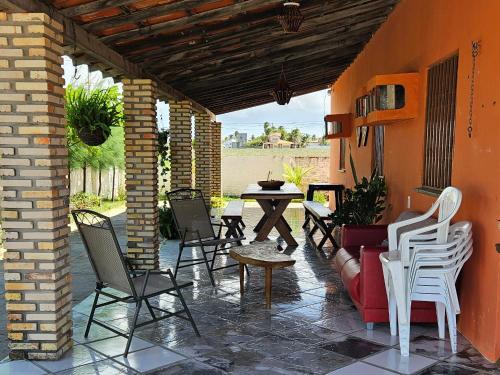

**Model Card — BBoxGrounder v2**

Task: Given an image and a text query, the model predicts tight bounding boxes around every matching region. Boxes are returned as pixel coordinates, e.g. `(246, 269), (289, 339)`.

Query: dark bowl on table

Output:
(257, 180), (285, 190)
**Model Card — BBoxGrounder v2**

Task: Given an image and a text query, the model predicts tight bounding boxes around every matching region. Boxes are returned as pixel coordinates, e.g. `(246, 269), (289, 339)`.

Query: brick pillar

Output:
(0, 12), (72, 360)
(195, 113), (212, 205)
(169, 100), (192, 190)
(122, 79), (159, 270)
(211, 121), (222, 198)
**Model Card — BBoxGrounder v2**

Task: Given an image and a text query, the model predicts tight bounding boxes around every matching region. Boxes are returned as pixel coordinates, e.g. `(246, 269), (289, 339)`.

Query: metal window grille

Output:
(423, 54), (459, 191)
(339, 138), (346, 171)
(373, 125), (384, 175)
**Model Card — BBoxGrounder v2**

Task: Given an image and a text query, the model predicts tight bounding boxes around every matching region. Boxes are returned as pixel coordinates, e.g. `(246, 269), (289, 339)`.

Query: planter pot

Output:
(77, 126), (108, 146)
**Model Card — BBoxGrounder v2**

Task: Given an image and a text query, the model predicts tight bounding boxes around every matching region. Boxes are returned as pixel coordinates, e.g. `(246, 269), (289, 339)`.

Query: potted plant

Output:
(329, 149), (387, 244)
(66, 85), (124, 146)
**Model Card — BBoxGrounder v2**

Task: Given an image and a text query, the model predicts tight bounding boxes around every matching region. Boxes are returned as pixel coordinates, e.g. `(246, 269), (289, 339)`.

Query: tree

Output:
(288, 128), (302, 144)
(263, 122), (272, 135)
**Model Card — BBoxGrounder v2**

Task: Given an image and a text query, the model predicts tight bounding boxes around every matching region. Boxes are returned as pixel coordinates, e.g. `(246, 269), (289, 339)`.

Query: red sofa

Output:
(335, 224), (437, 326)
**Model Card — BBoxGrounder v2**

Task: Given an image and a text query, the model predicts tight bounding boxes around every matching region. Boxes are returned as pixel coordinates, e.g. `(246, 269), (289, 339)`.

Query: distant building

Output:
(262, 132), (298, 149)
(223, 132), (247, 148)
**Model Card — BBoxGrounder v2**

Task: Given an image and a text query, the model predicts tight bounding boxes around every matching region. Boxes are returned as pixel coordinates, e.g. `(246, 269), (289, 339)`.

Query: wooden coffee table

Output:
(229, 241), (295, 308)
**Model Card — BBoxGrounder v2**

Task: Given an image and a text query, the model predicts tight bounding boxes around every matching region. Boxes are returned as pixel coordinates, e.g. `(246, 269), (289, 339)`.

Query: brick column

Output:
(211, 121), (222, 198)
(122, 79), (159, 270)
(0, 13), (72, 360)
(195, 113), (212, 205)
(169, 100), (192, 190)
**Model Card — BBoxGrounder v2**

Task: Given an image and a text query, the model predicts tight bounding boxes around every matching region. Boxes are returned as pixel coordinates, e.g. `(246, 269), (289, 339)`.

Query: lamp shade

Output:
(277, 2), (304, 33)
(271, 68), (293, 105)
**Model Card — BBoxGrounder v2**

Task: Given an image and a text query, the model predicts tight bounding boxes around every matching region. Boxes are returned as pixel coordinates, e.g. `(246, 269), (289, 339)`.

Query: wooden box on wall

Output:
(324, 113), (352, 139)
(365, 73), (419, 125)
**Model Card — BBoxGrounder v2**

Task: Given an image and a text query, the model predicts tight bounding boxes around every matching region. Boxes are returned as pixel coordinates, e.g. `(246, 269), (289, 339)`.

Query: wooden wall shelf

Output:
(353, 73), (419, 126)
(324, 113), (352, 139)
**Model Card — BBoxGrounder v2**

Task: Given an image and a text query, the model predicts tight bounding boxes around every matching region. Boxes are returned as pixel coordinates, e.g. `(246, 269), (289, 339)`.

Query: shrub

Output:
(70, 192), (101, 210)
(282, 162), (313, 191)
(159, 205), (179, 240)
(211, 196), (225, 209)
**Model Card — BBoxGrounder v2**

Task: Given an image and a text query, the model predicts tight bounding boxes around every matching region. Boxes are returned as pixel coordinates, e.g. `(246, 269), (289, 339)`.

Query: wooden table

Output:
(230, 241), (295, 308)
(241, 183), (304, 246)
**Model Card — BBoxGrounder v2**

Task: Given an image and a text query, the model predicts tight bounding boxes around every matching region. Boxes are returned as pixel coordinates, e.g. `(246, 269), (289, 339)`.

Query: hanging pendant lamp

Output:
(277, 2), (304, 33)
(271, 66), (293, 105)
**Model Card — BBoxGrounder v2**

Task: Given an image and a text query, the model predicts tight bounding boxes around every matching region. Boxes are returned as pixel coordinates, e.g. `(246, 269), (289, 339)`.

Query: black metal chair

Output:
(167, 188), (247, 286)
(72, 209), (199, 357)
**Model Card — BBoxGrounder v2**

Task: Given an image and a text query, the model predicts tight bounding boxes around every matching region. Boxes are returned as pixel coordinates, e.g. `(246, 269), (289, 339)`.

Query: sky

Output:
(62, 56), (330, 138)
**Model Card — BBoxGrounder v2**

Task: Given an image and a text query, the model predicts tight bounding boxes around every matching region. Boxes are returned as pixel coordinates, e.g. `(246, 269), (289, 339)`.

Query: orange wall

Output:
(329, 0), (500, 361)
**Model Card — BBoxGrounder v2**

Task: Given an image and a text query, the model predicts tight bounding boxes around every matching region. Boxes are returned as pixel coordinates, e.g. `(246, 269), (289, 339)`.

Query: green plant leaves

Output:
(329, 149), (387, 227)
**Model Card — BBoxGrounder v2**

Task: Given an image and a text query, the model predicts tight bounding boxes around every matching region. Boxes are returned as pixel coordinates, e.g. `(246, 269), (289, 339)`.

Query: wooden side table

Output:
(229, 242), (295, 308)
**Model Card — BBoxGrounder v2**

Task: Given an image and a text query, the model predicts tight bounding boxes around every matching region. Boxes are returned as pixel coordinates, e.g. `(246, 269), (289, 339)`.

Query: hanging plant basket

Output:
(277, 2), (304, 33)
(271, 67), (294, 105)
(77, 126), (108, 146)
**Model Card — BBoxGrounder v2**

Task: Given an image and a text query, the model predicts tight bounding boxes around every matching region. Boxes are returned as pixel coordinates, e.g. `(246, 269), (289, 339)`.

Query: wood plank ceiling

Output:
(49, 0), (399, 114)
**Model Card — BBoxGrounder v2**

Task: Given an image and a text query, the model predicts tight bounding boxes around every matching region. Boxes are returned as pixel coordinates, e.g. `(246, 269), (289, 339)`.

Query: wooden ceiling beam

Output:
(174, 50), (357, 95)
(158, 33), (370, 84)
(185, 60), (351, 100)
(187, 63), (350, 105)
(0, 0), (213, 116)
(211, 80), (338, 114)
(112, 0), (336, 52)
(84, 0), (223, 33)
(99, 0), (284, 44)
(128, 0), (393, 64)
(59, 0), (137, 18)
(146, 16), (385, 78)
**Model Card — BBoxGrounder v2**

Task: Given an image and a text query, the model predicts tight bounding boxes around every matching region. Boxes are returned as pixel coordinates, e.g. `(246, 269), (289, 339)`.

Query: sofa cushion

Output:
(335, 247), (358, 273)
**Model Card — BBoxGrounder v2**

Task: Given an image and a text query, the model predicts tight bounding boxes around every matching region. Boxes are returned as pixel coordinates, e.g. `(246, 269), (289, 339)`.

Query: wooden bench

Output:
(230, 241), (295, 308)
(303, 183), (344, 228)
(302, 200), (337, 250)
(221, 200), (245, 241)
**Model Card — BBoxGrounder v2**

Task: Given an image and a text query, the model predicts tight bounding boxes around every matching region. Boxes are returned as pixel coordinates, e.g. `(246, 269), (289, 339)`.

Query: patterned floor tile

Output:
(363, 348), (437, 374)
(321, 335), (388, 360)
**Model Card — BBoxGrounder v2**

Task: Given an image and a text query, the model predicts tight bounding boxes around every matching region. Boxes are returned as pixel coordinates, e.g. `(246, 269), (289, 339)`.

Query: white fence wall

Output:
(70, 167), (125, 199)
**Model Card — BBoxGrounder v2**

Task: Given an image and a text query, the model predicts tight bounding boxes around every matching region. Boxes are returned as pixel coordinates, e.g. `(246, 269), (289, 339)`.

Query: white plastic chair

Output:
(379, 187), (463, 356)
(406, 222), (472, 353)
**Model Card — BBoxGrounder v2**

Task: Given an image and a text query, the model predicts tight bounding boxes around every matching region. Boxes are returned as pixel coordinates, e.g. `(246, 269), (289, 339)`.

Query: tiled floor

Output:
(0, 207), (498, 374)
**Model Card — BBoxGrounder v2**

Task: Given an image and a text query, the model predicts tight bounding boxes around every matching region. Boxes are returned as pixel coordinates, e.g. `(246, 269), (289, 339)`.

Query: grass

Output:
(68, 199), (126, 225)
(222, 147), (329, 157)
(96, 199), (126, 213)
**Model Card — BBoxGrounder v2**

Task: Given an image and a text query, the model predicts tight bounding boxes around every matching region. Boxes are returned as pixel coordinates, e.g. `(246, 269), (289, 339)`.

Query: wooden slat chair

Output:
(167, 188), (247, 286)
(302, 200), (336, 250)
(72, 209), (199, 357)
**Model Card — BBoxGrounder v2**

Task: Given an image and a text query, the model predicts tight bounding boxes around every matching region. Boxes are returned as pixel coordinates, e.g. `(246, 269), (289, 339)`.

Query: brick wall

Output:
(211, 121), (221, 198)
(294, 156), (330, 186)
(169, 101), (192, 190)
(122, 79), (159, 270)
(194, 113), (212, 204)
(0, 13), (72, 360)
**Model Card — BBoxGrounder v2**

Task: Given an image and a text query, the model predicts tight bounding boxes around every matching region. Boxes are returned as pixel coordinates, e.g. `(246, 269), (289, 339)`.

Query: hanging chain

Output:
(467, 41), (480, 138)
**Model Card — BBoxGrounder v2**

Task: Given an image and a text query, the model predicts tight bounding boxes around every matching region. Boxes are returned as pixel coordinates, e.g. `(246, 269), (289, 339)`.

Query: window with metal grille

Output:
(422, 54), (459, 191)
(339, 138), (346, 171)
(373, 126), (384, 175)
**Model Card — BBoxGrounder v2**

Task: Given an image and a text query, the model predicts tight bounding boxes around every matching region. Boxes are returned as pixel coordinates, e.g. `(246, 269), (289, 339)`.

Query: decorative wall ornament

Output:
(277, 2), (304, 33)
(271, 66), (294, 105)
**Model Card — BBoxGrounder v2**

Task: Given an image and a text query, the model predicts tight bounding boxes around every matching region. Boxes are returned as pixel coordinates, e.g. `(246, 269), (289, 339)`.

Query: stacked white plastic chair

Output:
(407, 222), (472, 353)
(379, 187), (470, 356)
